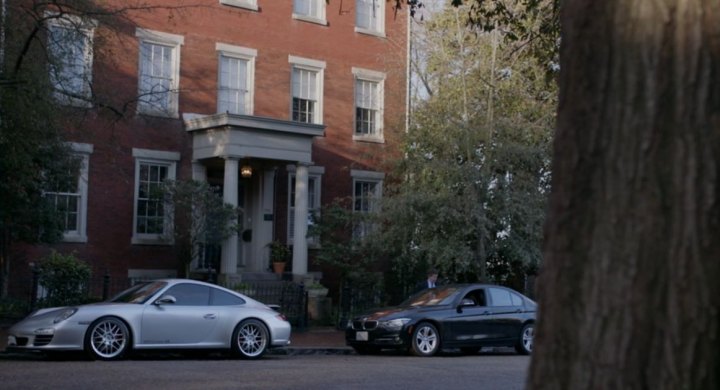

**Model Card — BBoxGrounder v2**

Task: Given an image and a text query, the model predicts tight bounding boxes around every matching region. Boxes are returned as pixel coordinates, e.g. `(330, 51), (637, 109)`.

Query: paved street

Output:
(0, 352), (529, 390)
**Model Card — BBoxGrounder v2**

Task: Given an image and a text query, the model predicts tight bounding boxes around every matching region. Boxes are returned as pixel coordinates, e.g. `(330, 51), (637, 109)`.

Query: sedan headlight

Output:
(378, 318), (411, 331)
(53, 308), (78, 324)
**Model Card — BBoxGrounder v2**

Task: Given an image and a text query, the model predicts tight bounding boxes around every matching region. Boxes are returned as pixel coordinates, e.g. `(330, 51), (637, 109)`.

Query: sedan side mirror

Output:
(457, 298), (476, 313)
(154, 295), (176, 305)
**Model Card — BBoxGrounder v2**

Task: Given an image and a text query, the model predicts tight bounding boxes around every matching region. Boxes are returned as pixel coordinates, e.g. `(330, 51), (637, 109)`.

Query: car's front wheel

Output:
(84, 316), (131, 360)
(231, 319), (269, 359)
(515, 323), (534, 355)
(410, 322), (440, 357)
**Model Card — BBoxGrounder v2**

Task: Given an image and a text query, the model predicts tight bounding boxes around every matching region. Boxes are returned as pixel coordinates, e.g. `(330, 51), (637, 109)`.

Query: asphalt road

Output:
(0, 352), (529, 390)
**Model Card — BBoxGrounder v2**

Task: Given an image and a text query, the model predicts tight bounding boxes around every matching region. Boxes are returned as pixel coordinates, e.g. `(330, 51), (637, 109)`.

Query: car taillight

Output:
(276, 313), (288, 322)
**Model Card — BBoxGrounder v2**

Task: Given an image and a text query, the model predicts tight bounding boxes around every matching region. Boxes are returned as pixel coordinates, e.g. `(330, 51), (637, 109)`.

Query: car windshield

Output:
(401, 286), (459, 307)
(109, 281), (168, 304)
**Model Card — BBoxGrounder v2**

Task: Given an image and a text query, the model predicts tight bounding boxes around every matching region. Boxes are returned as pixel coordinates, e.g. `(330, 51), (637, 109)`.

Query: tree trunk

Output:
(529, 1), (720, 389)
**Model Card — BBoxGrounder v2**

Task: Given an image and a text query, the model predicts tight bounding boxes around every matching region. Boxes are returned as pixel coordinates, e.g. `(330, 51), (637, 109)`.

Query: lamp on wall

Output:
(241, 164), (253, 179)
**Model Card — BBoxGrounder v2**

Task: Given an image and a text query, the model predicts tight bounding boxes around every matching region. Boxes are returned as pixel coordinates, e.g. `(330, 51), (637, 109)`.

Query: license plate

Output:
(356, 331), (368, 341)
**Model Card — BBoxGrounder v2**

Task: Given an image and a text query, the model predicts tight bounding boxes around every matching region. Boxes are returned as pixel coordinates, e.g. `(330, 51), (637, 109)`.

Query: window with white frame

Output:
(219, 0), (258, 11)
(132, 149), (179, 245)
(136, 29), (184, 117)
(217, 43), (256, 115)
(290, 56), (325, 124)
(293, 0), (326, 25)
(44, 143), (93, 242)
(353, 67), (385, 141)
(356, 0), (384, 36)
(47, 14), (96, 105)
(352, 169), (384, 238)
(287, 166), (324, 245)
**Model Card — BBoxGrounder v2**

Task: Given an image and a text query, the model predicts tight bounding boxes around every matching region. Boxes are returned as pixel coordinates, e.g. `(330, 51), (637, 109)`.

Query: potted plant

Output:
(268, 240), (290, 274)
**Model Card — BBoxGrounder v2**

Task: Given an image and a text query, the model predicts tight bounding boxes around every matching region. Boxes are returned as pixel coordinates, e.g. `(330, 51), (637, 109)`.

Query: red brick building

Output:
(19, 0), (408, 288)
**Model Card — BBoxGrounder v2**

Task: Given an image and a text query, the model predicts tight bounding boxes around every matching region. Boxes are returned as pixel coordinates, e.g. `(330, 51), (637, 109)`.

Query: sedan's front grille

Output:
(34, 335), (54, 347)
(352, 320), (378, 330)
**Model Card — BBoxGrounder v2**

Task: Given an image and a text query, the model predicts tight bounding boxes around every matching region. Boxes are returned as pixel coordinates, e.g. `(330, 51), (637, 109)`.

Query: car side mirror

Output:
(154, 295), (176, 305)
(457, 298), (476, 313)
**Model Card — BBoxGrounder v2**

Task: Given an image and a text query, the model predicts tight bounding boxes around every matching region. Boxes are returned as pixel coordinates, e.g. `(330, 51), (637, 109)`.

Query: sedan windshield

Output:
(402, 286), (459, 307)
(110, 281), (168, 304)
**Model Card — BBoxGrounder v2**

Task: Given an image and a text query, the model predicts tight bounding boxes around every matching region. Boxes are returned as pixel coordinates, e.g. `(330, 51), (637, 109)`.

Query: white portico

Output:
(184, 113), (324, 281)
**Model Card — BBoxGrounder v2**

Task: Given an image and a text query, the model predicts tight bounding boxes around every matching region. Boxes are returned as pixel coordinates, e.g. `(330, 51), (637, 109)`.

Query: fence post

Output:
(299, 282), (307, 329)
(30, 267), (40, 311)
(102, 271), (110, 301)
(338, 281), (352, 329)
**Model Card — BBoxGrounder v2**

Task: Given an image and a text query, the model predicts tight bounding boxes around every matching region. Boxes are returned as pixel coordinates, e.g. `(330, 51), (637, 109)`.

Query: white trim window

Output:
(355, 0), (385, 36)
(46, 14), (96, 105)
(293, 0), (327, 25)
(353, 68), (385, 142)
(351, 169), (384, 238)
(136, 29), (184, 117)
(219, 0), (258, 11)
(44, 143), (94, 242)
(290, 56), (325, 124)
(287, 165), (324, 245)
(217, 43), (256, 115)
(132, 148), (180, 245)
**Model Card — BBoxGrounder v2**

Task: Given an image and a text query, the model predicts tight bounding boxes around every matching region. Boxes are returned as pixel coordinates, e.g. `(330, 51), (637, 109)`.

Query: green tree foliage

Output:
(161, 180), (242, 277)
(36, 250), (92, 307)
(377, 4), (555, 291)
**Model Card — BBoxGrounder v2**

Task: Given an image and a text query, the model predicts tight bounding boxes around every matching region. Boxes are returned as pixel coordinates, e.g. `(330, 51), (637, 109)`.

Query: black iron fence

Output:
(336, 280), (384, 329)
(228, 281), (308, 328)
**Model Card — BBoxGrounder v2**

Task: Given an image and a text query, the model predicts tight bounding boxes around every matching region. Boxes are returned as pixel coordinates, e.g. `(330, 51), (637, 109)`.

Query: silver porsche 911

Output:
(6, 279), (291, 360)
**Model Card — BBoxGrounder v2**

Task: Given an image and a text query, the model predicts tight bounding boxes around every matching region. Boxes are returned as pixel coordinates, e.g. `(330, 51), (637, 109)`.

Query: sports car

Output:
(346, 284), (536, 356)
(6, 278), (291, 360)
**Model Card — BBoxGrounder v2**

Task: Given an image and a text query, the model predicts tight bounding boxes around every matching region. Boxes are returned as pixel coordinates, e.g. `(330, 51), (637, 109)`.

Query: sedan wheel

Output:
(85, 317), (131, 360)
(411, 322), (440, 357)
(232, 319), (269, 359)
(515, 323), (534, 355)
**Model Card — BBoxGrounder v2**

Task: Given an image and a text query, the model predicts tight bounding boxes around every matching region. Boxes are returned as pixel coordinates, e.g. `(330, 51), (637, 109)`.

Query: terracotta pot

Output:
(273, 262), (286, 274)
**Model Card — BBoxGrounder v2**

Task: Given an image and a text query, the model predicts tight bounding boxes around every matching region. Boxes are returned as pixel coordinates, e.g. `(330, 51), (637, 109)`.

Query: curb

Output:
(270, 347), (354, 356)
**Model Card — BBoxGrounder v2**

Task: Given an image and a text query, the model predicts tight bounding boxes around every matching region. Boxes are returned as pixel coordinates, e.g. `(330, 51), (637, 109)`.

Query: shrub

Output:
(36, 251), (92, 307)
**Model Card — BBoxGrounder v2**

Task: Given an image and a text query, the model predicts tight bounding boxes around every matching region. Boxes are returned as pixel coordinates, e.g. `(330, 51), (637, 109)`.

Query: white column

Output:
(192, 161), (207, 182)
(221, 157), (239, 275)
(292, 163), (309, 276)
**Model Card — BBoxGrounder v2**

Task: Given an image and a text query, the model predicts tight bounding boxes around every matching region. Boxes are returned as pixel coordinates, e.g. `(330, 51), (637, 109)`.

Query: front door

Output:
(140, 283), (218, 346)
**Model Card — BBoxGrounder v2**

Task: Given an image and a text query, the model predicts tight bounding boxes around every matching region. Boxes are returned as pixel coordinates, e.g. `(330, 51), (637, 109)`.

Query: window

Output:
(217, 43), (256, 115)
(351, 170), (384, 238)
(488, 288), (514, 307)
(290, 56), (325, 124)
(211, 288), (245, 306)
(136, 29), (184, 117)
(47, 14), (96, 105)
(132, 148), (179, 245)
(353, 68), (385, 141)
(356, 0), (385, 36)
(287, 165), (324, 244)
(293, 0), (327, 25)
(162, 284), (211, 306)
(219, 0), (258, 11)
(44, 143), (93, 242)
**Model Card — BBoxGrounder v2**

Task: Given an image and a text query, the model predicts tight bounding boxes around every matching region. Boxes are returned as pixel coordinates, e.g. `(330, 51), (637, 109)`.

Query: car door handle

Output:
(203, 314), (217, 320)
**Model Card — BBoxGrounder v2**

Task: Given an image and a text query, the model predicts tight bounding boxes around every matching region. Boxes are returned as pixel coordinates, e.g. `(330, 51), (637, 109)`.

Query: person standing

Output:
(415, 268), (439, 292)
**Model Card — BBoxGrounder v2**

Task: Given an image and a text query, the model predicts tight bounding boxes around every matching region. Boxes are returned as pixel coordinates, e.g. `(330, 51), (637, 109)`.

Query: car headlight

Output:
(53, 308), (78, 324)
(379, 318), (411, 331)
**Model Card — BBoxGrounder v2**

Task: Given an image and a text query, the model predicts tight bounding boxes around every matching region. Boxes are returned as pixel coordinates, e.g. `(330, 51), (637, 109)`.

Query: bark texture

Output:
(529, 1), (720, 389)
